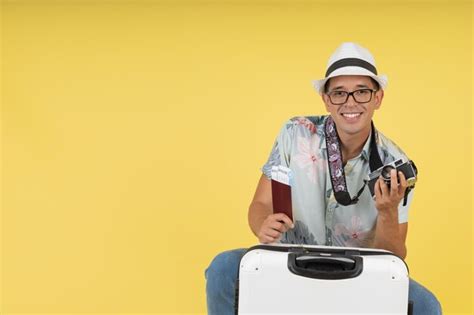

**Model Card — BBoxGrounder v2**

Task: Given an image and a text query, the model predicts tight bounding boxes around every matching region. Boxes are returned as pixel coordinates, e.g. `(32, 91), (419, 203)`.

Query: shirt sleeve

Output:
(398, 189), (414, 223)
(260, 120), (294, 179)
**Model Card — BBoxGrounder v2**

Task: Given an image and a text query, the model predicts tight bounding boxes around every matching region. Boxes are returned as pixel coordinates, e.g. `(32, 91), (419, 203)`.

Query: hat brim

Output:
(313, 67), (388, 95)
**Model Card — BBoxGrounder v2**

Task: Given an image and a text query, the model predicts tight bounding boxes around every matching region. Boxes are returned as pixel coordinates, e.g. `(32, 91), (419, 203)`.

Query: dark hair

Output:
(324, 77), (380, 93)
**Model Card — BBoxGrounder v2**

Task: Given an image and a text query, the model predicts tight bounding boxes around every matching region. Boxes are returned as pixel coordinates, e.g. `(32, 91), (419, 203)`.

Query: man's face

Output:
(322, 75), (383, 138)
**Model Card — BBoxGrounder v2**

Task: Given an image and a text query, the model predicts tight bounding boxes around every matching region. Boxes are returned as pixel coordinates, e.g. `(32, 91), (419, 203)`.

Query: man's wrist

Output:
(377, 208), (398, 222)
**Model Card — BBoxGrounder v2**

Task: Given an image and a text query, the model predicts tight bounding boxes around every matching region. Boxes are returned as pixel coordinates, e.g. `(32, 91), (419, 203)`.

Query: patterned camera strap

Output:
(324, 116), (383, 206)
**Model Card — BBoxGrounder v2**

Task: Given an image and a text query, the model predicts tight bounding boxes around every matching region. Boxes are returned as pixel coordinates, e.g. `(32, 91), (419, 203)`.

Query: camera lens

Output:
(381, 165), (395, 180)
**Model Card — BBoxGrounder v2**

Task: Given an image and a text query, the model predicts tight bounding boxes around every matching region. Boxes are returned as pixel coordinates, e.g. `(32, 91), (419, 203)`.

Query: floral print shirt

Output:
(261, 115), (414, 247)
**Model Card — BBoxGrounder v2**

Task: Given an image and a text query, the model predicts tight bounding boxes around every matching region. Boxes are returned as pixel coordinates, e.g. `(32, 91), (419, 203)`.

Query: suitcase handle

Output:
(287, 253), (363, 280)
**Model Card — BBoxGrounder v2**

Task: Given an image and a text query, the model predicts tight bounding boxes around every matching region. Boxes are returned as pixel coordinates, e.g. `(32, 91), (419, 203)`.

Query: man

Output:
(205, 42), (442, 315)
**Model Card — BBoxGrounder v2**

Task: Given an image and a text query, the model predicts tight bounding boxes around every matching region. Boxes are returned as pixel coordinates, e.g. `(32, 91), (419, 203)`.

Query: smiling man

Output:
(205, 42), (442, 315)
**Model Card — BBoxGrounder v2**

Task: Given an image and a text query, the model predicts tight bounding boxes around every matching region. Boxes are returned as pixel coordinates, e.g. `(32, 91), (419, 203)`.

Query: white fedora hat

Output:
(313, 42), (388, 95)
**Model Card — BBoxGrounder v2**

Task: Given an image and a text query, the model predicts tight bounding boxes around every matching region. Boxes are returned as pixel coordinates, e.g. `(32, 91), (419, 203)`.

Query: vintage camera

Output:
(367, 159), (418, 198)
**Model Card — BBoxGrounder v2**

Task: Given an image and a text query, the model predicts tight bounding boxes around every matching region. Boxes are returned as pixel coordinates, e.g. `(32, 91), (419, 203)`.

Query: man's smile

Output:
(340, 112), (363, 122)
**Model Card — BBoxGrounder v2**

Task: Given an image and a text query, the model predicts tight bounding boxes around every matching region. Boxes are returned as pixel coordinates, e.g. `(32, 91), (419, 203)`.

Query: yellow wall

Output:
(1, 0), (472, 314)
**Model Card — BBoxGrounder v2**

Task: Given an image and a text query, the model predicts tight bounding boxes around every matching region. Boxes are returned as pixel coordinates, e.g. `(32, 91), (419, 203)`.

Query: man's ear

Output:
(374, 89), (384, 110)
(322, 93), (331, 112)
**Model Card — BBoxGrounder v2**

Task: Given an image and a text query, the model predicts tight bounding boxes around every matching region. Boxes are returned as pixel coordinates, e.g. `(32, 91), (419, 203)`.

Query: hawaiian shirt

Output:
(261, 115), (414, 247)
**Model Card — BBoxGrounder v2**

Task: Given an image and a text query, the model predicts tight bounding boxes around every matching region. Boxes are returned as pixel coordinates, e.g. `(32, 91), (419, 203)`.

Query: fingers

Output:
(258, 226), (281, 243)
(272, 213), (294, 229)
(398, 171), (408, 195)
(390, 169), (399, 195)
(374, 177), (382, 200)
(258, 213), (294, 244)
(269, 221), (288, 233)
(375, 170), (408, 214)
(378, 170), (407, 200)
(265, 227), (281, 238)
(259, 234), (277, 244)
(379, 176), (389, 196)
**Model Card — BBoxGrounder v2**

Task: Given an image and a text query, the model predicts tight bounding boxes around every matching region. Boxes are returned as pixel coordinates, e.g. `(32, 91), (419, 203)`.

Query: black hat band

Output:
(325, 58), (378, 77)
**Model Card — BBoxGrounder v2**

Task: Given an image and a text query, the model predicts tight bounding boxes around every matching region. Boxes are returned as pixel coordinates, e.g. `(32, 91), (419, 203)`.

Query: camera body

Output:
(367, 159), (417, 198)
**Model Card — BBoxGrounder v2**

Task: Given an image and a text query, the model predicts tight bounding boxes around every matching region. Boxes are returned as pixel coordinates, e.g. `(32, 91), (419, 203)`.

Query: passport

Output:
(270, 165), (293, 221)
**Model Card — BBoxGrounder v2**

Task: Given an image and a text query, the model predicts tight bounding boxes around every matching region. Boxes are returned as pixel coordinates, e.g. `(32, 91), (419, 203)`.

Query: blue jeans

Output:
(205, 248), (442, 315)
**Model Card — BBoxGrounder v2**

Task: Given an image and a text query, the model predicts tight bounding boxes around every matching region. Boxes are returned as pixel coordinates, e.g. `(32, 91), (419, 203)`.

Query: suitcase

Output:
(236, 244), (413, 315)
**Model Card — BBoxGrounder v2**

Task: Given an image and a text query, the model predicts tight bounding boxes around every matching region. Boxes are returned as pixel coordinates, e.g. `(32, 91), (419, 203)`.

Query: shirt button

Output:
(345, 164), (353, 174)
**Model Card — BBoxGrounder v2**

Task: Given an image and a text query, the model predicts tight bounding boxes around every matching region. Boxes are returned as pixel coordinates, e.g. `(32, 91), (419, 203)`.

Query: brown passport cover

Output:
(271, 179), (293, 221)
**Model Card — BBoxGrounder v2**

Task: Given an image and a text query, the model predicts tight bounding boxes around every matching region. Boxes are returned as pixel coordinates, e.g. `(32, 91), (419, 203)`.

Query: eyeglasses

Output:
(326, 88), (377, 105)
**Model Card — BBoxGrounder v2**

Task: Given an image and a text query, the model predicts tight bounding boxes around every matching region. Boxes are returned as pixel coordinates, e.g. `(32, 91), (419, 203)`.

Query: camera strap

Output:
(324, 116), (383, 206)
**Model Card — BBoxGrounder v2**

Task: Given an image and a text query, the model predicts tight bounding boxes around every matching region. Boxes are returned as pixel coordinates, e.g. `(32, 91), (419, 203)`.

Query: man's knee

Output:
(205, 248), (247, 281)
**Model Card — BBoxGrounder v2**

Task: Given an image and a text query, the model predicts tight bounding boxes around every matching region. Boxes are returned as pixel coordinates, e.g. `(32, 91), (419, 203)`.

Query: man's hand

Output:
(374, 169), (408, 214)
(257, 213), (294, 244)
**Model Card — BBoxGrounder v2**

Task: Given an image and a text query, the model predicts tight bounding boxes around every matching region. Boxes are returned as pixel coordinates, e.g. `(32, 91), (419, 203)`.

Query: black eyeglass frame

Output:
(326, 88), (378, 105)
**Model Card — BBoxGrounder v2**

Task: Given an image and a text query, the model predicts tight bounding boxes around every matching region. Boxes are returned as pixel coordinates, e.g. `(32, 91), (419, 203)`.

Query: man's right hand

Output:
(257, 213), (294, 244)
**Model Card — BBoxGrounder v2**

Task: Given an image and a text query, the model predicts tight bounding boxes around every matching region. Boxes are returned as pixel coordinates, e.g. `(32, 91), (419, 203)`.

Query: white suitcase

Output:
(236, 244), (413, 315)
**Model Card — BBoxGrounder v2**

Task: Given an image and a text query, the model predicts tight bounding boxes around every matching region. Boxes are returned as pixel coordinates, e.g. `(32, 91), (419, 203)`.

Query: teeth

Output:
(342, 113), (361, 118)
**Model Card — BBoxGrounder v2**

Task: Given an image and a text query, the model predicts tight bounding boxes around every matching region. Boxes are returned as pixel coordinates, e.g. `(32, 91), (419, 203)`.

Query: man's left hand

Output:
(374, 169), (408, 215)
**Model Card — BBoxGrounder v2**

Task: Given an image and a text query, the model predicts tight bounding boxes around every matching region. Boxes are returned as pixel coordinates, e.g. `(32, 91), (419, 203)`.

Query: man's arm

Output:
(373, 219), (408, 259)
(372, 169), (409, 259)
(248, 174), (293, 243)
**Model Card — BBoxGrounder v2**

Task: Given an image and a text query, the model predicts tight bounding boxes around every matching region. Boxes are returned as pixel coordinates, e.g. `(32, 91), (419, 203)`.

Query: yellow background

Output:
(1, 0), (472, 314)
